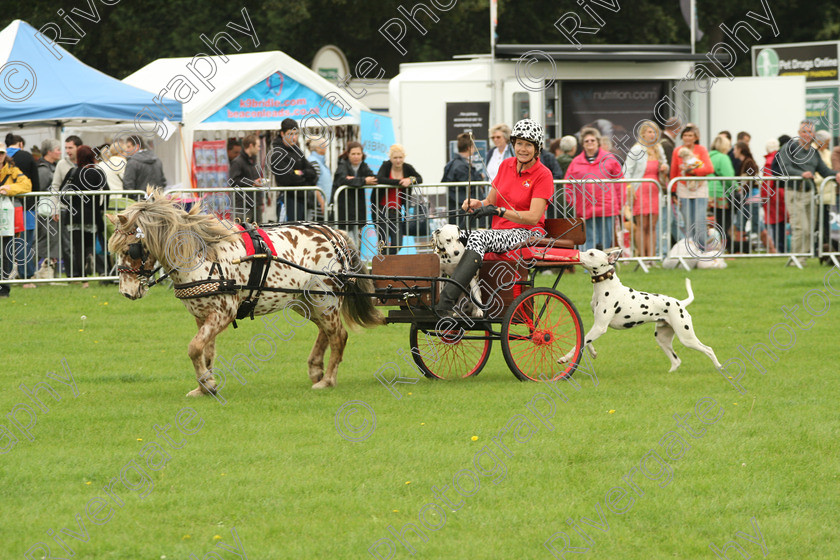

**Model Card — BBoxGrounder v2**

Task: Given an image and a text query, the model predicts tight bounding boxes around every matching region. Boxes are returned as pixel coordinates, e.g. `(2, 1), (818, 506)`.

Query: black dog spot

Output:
(623, 322), (635, 328)
(603, 309), (607, 314)
(614, 301), (619, 308)
(615, 307), (622, 314)
(642, 311), (648, 315)
(666, 302), (670, 307)
(631, 295), (635, 299)
(624, 314), (630, 319)
(684, 325), (689, 330)
(605, 292), (609, 296)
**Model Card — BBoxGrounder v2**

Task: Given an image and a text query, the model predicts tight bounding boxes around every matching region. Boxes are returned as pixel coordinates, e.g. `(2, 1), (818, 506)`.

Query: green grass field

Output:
(1, 258), (838, 559)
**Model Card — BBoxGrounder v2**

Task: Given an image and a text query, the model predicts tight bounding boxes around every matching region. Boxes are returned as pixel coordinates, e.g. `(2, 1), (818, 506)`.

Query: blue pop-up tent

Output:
(0, 19), (182, 126)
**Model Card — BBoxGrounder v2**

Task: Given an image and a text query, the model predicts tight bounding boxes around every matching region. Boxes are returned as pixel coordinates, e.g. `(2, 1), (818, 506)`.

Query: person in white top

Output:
(486, 123), (514, 180)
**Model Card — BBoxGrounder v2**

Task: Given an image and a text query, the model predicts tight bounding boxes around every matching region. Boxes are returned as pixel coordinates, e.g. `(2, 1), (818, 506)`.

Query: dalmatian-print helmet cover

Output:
(510, 118), (543, 152)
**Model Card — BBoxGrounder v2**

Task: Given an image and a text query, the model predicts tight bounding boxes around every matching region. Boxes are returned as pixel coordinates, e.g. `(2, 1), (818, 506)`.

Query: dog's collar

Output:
(591, 268), (615, 284)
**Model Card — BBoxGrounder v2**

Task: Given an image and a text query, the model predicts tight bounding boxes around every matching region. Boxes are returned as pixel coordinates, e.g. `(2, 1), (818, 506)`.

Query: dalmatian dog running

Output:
(432, 224), (483, 318)
(559, 248), (721, 372)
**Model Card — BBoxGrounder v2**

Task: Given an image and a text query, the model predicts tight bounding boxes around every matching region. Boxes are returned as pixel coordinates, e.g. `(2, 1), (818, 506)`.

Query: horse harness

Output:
(161, 222), (355, 327)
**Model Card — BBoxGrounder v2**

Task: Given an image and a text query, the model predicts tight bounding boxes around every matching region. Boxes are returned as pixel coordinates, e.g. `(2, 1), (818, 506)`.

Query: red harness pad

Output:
(235, 224), (277, 257)
(484, 246), (580, 264)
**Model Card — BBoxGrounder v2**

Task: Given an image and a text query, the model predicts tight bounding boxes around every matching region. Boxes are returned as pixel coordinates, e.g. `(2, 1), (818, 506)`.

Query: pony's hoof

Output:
(186, 387), (207, 397)
(311, 379), (335, 389)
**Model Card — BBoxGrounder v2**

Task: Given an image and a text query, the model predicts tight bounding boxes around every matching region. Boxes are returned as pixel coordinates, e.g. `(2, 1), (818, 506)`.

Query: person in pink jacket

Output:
(670, 123), (714, 246)
(564, 127), (624, 249)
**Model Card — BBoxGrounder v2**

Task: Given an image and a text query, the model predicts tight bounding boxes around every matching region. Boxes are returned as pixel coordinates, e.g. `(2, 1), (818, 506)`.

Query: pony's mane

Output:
(108, 190), (238, 270)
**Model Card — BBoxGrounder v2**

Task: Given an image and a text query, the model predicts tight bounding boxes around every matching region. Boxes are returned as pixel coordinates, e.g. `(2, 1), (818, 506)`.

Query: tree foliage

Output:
(2, 0), (836, 80)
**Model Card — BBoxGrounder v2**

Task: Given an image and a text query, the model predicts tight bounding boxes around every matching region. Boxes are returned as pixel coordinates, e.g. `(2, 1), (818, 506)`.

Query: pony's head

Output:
(108, 189), (235, 300)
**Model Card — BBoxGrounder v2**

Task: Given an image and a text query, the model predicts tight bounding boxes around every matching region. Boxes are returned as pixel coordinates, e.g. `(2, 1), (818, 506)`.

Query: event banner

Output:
(360, 111), (396, 172)
(445, 102), (489, 163)
(753, 42), (840, 82)
(561, 81), (666, 154)
(203, 71), (340, 124)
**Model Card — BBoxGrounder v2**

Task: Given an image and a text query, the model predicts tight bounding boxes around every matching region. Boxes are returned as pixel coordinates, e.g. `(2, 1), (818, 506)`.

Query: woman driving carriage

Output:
(434, 118), (555, 316)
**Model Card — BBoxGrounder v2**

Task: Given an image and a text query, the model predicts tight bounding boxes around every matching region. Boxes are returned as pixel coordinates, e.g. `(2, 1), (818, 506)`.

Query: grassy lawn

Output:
(1, 258), (838, 559)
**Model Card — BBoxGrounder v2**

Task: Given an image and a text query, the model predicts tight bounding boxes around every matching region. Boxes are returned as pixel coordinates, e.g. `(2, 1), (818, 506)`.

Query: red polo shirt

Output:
(491, 157), (554, 232)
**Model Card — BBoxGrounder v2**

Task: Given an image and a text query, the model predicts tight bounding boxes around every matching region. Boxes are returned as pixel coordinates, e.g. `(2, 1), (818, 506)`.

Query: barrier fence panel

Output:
(664, 175), (816, 269)
(1, 190), (147, 286)
(817, 177), (840, 267)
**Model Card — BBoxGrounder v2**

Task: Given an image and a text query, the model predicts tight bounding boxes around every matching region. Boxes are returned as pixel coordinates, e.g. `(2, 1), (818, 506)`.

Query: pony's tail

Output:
(336, 230), (385, 329)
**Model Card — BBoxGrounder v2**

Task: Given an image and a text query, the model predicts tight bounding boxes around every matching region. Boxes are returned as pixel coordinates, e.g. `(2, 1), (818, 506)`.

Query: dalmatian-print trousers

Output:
(465, 228), (535, 255)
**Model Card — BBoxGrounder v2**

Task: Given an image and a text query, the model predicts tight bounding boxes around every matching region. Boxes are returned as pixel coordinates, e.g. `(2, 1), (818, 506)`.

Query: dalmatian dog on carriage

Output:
(432, 224), (484, 318)
(559, 247), (722, 372)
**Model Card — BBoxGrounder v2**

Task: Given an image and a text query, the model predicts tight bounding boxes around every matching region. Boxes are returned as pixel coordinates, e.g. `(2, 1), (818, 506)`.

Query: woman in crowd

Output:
(670, 124), (714, 246)
(372, 144), (423, 255)
(564, 127), (624, 250)
(486, 124), (514, 180)
(333, 141), (377, 245)
(762, 138), (786, 253)
(0, 144), (32, 298)
(434, 119), (554, 316)
(731, 141), (759, 253)
(708, 135), (735, 249)
(622, 120), (668, 257)
(57, 145), (107, 284)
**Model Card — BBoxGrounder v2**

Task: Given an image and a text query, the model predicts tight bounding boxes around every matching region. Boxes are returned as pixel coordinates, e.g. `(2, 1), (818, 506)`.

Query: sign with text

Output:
(445, 102), (490, 163)
(360, 111), (395, 173)
(203, 71), (341, 124)
(753, 42), (839, 82)
(561, 81), (666, 157)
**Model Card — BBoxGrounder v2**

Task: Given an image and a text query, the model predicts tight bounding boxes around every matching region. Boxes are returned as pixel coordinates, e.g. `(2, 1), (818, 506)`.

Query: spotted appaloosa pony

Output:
(107, 191), (383, 394)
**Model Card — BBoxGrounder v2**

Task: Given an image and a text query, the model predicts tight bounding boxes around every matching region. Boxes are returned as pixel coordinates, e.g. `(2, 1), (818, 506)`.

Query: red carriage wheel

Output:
(501, 288), (583, 381)
(409, 324), (492, 380)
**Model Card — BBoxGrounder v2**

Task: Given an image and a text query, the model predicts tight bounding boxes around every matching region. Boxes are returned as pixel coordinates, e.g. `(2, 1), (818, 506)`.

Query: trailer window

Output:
(513, 92), (530, 120)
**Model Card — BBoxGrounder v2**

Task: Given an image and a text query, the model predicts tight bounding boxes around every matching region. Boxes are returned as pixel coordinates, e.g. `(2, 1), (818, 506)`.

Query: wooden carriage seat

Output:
(483, 218), (584, 266)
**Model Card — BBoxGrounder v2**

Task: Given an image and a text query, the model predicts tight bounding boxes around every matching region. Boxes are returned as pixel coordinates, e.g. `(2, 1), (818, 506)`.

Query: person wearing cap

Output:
(0, 143), (33, 298)
(269, 118), (320, 221)
(433, 118), (554, 317)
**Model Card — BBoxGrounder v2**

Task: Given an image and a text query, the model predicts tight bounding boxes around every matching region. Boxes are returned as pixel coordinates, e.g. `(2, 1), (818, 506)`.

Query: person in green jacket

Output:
(708, 135), (735, 247)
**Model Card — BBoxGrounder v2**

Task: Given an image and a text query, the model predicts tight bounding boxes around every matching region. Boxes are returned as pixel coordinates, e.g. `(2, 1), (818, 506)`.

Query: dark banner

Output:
(753, 43), (839, 82)
(446, 102), (490, 162)
(561, 81), (666, 154)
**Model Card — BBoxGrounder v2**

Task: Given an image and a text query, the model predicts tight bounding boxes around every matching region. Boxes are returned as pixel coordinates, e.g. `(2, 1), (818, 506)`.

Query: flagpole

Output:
(490, 0), (497, 124)
(690, 0), (696, 55)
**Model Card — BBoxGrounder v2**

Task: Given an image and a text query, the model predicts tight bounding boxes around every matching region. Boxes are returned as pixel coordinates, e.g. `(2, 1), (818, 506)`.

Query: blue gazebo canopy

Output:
(0, 20), (182, 125)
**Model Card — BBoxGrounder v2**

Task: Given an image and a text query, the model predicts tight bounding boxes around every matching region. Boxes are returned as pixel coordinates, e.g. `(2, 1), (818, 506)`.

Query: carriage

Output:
(369, 218), (587, 382)
(109, 192), (589, 393)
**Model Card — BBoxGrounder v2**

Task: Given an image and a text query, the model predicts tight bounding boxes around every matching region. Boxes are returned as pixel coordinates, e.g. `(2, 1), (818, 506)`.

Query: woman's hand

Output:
(0, 186), (9, 196)
(659, 163), (669, 174)
(462, 198), (482, 212)
(398, 177), (412, 187)
(365, 176), (378, 185)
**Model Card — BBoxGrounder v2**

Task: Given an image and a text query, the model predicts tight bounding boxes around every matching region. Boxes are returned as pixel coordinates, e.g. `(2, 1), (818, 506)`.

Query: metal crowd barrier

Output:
(817, 177), (840, 267)
(1, 190), (147, 285)
(665, 175), (817, 269)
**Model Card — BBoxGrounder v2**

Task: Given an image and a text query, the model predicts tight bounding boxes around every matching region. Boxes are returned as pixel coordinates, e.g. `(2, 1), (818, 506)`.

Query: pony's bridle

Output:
(115, 227), (163, 283)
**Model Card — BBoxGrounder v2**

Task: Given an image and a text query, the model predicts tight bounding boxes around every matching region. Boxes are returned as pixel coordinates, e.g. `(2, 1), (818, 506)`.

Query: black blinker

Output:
(128, 242), (143, 260)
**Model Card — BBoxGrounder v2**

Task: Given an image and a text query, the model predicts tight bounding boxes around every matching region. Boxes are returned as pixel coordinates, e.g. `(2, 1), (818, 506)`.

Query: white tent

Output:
(124, 51), (373, 186)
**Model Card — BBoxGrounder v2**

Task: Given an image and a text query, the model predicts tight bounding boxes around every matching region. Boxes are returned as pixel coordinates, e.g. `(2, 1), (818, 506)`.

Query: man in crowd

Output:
(442, 132), (486, 229)
(228, 134), (265, 223)
(774, 120), (840, 255)
(661, 118), (680, 166)
(49, 135), (83, 278)
(122, 136), (167, 193)
(36, 139), (63, 262)
(269, 118), (319, 221)
(308, 136), (332, 215)
(227, 138), (242, 165)
(5, 134), (40, 279)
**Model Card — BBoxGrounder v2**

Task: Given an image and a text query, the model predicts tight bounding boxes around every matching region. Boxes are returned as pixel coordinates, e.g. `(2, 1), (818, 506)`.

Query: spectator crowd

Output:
(2, 115), (839, 297)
